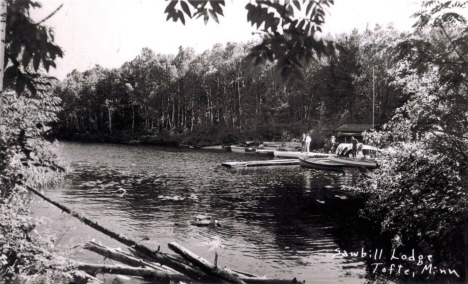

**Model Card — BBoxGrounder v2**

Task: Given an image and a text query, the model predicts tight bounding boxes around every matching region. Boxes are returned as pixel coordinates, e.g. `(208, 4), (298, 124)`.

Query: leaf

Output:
(188, 0), (202, 8)
(33, 53), (41, 71)
(246, 3), (254, 23)
(180, 1), (192, 18)
(164, 0), (178, 14)
(22, 51), (32, 67)
(305, 22), (311, 34)
(211, 1), (224, 16)
(209, 9), (219, 23)
(285, 3), (294, 18)
(204, 11), (209, 25)
(178, 11), (186, 25)
(297, 19), (305, 30)
(9, 41), (22, 58)
(305, 1), (313, 16)
(15, 72), (26, 94)
(292, 0), (301, 10)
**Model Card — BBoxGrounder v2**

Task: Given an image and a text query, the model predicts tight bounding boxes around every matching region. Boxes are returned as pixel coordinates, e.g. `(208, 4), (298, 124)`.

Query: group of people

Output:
(331, 135), (361, 158)
(299, 133), (362, 158)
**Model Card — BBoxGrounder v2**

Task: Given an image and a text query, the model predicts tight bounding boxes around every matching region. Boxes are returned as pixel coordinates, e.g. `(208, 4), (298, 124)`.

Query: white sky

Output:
(30, 0), (423, 80)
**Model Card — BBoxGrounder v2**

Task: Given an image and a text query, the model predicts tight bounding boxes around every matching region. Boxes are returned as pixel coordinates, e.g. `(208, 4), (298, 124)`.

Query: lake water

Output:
(32, 142), (374, 283)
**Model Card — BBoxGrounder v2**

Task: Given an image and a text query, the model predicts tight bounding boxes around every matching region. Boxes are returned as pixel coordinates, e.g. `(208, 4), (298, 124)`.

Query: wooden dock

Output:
(222, 159), (299, 168)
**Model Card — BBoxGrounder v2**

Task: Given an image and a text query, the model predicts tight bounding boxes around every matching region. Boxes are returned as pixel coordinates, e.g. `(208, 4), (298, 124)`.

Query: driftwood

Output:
(130, 246), (300, 284)
(84, 241), (178, 273)
(27, 186), (210, 281)
(167, 243), (300, 284)
(83, 241), (192, 282)
(75, 263), (187, 283)
(169, 242), (246, 284)
(69, 270), (102, 284)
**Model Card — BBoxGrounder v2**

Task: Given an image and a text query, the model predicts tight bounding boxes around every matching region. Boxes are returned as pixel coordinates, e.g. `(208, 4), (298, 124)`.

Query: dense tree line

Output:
(54, 25), (408, 146)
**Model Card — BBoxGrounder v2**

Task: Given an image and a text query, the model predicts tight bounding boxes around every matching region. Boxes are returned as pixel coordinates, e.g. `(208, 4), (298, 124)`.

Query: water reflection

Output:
(35, 142), (374, 283)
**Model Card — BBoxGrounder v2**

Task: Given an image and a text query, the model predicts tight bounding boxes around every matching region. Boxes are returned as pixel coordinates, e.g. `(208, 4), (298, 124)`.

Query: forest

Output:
(53, 25), (408, 147)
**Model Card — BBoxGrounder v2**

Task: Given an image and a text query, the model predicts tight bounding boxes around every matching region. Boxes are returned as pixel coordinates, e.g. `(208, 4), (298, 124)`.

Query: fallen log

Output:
(75, 263), (188, 283)
(26, 186), (209, 281)
(69, 270), (102, 284)
(84, 241), (186, 276)
(169, 242), (246, 284)
(131, 247), (295, 284)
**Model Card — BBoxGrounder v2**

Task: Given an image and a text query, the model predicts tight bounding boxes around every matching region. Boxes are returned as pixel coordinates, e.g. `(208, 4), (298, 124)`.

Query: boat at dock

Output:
(328, 156), (378, 169)
(273, 151), (330, 159)
(255, 149), (275, 156)
(299, 157), (345, 171)
(230, 145), (257, 153)
(201, 145), (224, 150)
(222, 159), (300, 168)
(230, 141), (260, 153)
(200, 145), (232, 152)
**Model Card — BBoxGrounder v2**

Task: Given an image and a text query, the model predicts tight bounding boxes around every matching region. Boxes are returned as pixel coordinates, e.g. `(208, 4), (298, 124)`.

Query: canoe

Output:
(245, 147), (257, 153)
(230, 146), (257, 153)
(274, 151), (329, 159)
(201, 145), (223, 150)
(230, 146), (246, 153)
(299, 157), (345, 171)
(222, 159), (299, 168)
(328, 156), (378, 169)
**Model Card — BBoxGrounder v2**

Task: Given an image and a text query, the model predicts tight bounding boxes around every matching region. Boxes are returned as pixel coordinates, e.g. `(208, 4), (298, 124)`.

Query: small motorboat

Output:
(231, 141), (260, 154)
(327, 156), (378, 169)
(299, 157), (346, 171)
(200, 145), (224, 150)
(255, 149), (275, 156)
(244, 146), (257, 153)
(230, 145), (246, 153)
(274, 151), (329, 159)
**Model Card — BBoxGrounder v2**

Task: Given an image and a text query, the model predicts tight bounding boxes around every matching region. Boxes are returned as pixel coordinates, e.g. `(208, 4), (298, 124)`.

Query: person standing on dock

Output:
(330, 135), (337, 153)
(302, 133), (306, 152)
(351, 136), (358, 158)
(305, 134), (312, 154)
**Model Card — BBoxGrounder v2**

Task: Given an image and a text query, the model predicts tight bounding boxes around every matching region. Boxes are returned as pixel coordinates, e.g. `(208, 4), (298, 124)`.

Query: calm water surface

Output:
(33, 142), (373, 283)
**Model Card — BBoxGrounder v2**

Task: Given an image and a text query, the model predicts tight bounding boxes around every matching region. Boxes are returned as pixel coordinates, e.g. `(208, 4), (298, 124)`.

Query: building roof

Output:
(335, 124), (374, 132)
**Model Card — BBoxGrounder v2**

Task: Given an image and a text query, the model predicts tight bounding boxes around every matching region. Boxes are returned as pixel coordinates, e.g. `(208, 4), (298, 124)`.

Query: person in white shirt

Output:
(305, 134), (312, 153)
(301, 133), (306, 152)
(331, 135), (337, 153)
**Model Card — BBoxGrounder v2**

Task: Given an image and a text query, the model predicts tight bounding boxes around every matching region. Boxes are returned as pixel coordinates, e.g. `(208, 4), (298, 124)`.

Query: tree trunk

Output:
(108, 108), (112, 134)
(171, 95), (175, 130)
(237, 73), (242, 129)
(132, 105), (135, 133)
(191, 100), (194, 133)
(0, 0), (6, 121)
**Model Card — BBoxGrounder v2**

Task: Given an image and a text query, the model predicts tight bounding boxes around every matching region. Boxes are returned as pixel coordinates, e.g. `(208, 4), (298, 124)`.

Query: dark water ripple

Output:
(32, 142), (372, 283)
